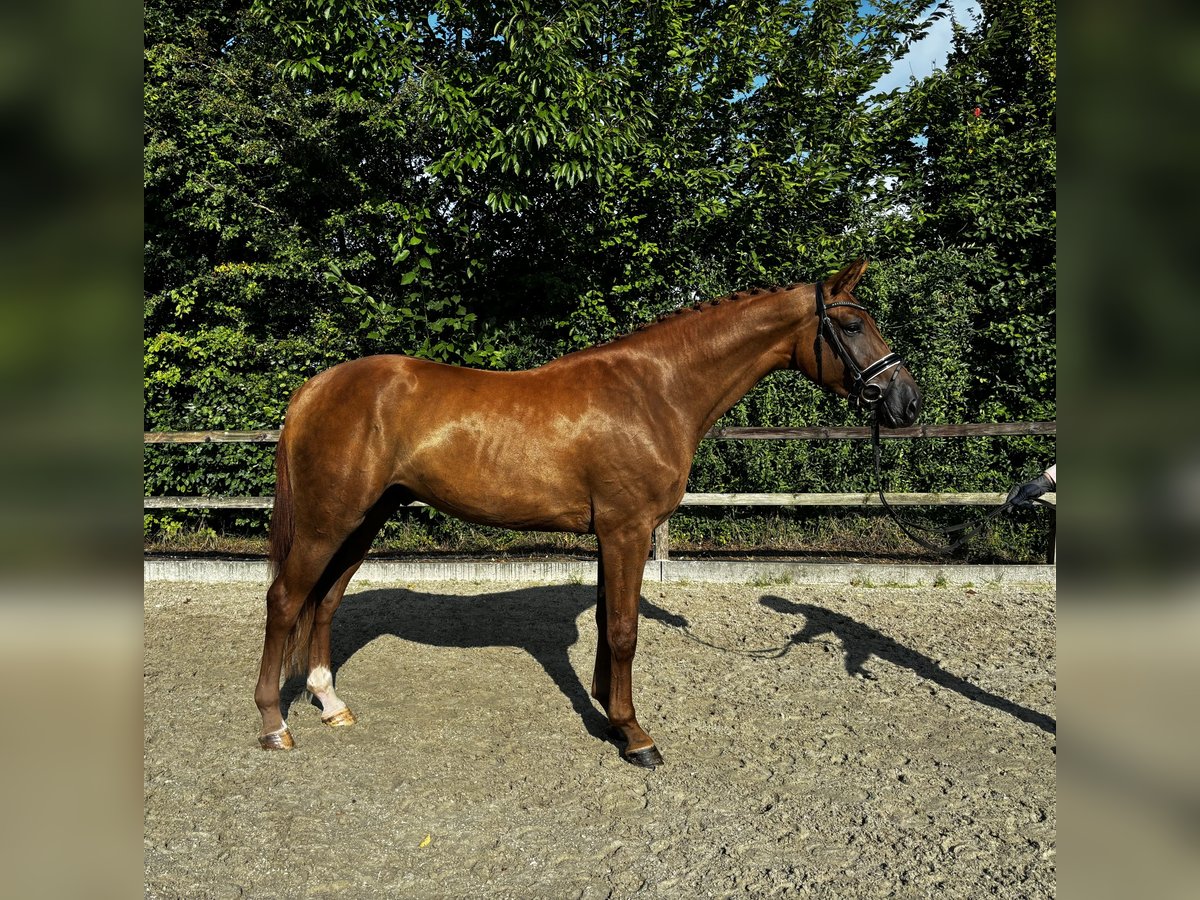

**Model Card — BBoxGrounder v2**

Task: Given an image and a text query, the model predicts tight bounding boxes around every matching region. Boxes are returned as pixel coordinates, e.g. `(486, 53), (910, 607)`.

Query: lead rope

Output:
(672, 628), (794, 659)
(868, 412), (1049, 556)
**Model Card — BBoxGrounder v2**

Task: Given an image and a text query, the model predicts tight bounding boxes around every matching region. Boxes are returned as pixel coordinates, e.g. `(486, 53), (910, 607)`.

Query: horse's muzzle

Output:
(879, 379), (921, 428)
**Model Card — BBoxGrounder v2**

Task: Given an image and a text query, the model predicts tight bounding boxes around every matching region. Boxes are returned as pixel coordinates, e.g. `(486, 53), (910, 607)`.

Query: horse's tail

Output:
(268, 427), (294, 578)
(268, 426), (316, 678)
(283, 601), (316, 680)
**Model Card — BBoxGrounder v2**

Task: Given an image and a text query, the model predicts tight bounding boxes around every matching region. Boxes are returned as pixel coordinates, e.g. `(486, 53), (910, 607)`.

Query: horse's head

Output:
(794, 258), (921, 428)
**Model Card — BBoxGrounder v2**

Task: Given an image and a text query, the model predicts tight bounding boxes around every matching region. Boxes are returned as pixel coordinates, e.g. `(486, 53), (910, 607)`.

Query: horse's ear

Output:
(825, 258), (870, 296)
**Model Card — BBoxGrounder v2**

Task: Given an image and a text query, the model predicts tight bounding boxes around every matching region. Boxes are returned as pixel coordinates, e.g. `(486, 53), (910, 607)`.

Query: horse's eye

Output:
(842, 320), (863, 334)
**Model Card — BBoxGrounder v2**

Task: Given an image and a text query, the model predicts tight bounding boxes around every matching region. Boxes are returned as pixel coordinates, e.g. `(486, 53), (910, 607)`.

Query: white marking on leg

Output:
(306, 665), (347, 717)
(307, 665), (333, 694)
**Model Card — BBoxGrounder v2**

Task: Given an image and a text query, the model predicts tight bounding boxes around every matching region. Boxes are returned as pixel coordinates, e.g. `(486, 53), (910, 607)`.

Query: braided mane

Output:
(619, 283), (800, 340)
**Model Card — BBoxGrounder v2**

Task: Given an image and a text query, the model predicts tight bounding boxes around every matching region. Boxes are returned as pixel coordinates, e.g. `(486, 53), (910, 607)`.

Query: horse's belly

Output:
(399, 445), (592, 533)
(415, 482), (592, 533)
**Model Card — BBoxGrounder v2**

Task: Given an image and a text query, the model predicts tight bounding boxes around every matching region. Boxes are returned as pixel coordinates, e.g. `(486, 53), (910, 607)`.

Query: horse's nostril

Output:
(905, 395), (920, 421)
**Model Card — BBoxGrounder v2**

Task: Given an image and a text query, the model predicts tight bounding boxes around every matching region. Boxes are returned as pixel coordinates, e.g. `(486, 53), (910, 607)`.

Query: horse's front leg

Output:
(595, 525), (663, 768)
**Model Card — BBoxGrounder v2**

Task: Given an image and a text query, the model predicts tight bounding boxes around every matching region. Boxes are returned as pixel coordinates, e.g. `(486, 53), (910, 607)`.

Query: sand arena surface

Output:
(144, 579), (1055, 898)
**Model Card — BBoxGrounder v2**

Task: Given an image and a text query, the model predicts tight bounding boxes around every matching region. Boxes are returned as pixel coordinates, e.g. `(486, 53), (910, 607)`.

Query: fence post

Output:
(653, 519), (670, 561)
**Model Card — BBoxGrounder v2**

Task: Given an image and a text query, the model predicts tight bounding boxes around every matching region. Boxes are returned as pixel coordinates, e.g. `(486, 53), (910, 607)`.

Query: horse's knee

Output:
(607, 620), (638, 662)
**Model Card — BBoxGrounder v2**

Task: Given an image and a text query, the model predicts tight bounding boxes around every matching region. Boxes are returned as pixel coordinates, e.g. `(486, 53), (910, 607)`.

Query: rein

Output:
(868, 413), (1007, 555)
(669, 626), (794, 659)
(867, 412), (1052, 556)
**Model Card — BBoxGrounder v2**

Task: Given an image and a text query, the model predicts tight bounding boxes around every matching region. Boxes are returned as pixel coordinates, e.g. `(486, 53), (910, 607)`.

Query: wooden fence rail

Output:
(145, 421), (1055, 562)
(143, 421), (1054, 445)
(143, 491), (1049, 511)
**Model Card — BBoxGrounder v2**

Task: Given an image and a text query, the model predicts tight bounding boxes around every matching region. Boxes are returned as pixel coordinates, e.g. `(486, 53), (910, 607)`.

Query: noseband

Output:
(813, 281), (904, 410)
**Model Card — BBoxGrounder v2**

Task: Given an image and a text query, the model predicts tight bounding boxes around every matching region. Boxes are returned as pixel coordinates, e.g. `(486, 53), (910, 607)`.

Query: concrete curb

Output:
(145, 557), (1055, 587)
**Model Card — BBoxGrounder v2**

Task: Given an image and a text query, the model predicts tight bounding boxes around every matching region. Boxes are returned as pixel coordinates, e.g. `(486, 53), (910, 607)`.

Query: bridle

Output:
(813, 280), (905, 411)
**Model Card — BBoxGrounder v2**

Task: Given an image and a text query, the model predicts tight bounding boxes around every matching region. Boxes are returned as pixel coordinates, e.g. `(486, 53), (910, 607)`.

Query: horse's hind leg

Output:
(591, 552), (611, 707)
(304, 489), (406, 729)
(305, 567), (360, 728)
(254, 541), (340, 749)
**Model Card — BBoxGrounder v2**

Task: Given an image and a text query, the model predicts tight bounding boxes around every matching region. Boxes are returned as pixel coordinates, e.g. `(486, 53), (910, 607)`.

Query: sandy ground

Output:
(144, 578), (1055, 898)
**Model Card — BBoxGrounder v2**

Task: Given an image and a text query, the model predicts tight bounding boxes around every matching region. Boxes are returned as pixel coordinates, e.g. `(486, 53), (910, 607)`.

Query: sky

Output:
(871, 0), (982, 95)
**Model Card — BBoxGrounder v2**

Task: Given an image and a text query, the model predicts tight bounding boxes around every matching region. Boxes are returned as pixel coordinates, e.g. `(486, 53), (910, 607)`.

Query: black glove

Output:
(1006, 473), (1054, 507)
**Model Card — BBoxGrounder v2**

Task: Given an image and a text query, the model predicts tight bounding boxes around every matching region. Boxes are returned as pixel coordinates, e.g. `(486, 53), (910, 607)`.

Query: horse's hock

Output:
(145, 579), (1056, 898)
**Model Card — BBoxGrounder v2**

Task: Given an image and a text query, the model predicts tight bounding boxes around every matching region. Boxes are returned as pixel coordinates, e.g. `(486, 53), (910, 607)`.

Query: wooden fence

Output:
(144, 422), (1056, 561)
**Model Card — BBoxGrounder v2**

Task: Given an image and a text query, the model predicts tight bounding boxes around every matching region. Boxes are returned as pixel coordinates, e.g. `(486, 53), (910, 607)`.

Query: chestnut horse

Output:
(254, 258), (921, 765)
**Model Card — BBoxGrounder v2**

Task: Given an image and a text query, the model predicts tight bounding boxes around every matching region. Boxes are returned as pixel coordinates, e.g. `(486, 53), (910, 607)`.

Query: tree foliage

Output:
(144, 0), (1055, 532)
(894, 0), (1056, 422)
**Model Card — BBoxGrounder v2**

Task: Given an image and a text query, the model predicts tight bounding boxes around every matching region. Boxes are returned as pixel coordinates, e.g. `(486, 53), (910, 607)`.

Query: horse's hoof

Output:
(258, 728), (295, 750)
(624, 745), (664, 769)
(321, 708), (357, 728)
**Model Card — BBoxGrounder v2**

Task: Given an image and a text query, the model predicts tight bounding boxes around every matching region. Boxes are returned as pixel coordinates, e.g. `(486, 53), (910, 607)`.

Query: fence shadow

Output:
(758, 595), (1056, 735)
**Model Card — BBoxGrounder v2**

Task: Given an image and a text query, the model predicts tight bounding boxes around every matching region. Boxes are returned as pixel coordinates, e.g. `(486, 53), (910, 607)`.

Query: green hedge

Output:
(144, 0), (1055, 550)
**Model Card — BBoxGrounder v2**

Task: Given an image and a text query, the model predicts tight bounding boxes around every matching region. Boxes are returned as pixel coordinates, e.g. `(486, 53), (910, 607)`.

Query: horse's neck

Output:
(614, 287), (814, 442)
(685, 290), (812, 437)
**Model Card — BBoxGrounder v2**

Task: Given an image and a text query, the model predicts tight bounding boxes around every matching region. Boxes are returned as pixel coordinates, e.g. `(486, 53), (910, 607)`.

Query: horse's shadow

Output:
(759, 595), (1056, 735)
(281, 586), (1053, 747)
(281, 584), (687, 743)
